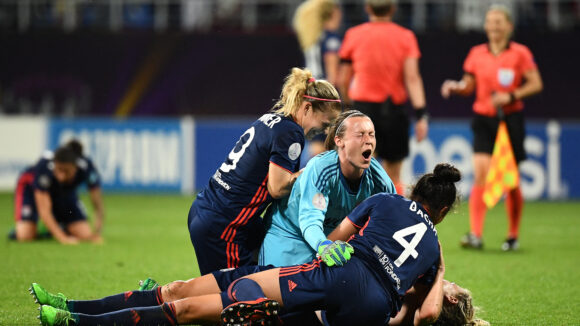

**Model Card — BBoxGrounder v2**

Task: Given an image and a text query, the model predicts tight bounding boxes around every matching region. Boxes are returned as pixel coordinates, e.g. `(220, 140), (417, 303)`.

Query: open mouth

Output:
(362, 149), (372, 160)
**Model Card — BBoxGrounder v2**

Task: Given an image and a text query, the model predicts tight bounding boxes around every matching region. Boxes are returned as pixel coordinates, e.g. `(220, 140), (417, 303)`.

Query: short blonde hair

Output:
(293, 0), (339, 50)
(272, 67), (341, 117)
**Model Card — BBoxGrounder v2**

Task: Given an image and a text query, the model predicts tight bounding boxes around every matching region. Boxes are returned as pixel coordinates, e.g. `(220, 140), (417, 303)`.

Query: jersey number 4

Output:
(220, 127), (255, 173)
(392, 223), (427, 267)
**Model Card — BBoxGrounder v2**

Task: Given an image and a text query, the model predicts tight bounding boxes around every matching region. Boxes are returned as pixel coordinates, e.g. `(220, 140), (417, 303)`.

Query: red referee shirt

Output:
(463, 41), (538, 117)
(339, 21), (421, 104)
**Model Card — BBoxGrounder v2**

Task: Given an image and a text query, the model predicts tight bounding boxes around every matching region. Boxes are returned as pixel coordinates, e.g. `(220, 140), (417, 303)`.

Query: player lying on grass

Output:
(188, 67), (342, 275)
(32, 164), (486, 326)
(259, 109), (396, 267)
(31, 260), (487, 326)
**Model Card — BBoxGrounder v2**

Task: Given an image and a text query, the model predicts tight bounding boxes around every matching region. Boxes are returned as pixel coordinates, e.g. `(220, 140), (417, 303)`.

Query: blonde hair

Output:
(273, 67), (341, 117)
(293, 0), (339, 50)
(488, 4), (513, 23)
(434, 288), (490, 326)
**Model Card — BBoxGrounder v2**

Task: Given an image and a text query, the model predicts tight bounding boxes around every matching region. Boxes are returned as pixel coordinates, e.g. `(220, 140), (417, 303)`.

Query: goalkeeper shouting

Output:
(259, 109), (396, 267)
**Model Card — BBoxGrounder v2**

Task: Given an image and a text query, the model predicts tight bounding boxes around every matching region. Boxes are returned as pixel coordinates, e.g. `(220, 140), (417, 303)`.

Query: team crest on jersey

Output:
(497, 68), (515, 87)
(312, 193), (327, 210)
(38, 174), (51, 188)
(288, 143), (302, 161)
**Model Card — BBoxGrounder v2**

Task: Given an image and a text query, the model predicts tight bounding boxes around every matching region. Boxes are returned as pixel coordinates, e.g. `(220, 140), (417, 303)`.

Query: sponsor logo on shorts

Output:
(288, 280), (298, 292)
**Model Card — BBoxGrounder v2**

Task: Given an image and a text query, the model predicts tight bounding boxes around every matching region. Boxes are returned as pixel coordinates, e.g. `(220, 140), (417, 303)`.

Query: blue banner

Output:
(48, 118), (194, 192)
(403, 120), (580, 199)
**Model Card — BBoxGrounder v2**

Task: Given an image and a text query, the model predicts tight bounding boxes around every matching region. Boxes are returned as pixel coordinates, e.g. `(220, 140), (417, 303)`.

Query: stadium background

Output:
(1, 1), (580, 325)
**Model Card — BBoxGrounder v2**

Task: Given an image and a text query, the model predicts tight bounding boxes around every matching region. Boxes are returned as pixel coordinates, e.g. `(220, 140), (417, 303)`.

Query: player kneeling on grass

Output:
(31, 164), (486, 326)
(259, 109), (396, 267)
(11, 139), (104, 245)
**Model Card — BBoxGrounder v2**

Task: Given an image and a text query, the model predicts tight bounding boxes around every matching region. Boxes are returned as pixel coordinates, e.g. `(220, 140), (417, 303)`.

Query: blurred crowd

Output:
(1, 0), (579, 33)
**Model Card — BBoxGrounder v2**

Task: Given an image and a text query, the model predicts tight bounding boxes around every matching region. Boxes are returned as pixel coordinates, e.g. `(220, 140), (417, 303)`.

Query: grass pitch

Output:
(1, 192), (579, 325)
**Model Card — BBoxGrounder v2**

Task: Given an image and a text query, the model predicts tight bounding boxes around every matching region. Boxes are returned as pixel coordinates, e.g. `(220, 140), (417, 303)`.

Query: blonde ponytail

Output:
(273, 67), (341, 117)
(293, 0), (339, 50)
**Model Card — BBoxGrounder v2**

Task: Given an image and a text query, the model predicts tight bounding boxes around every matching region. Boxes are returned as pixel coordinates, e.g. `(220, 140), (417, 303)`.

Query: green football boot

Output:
(138, 277), (160, 291)
(38, 305), (76, 326)
(30, 283), (69, 311)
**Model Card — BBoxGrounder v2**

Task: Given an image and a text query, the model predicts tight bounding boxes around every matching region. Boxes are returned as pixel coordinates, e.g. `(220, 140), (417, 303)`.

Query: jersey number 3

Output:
(392, 223), (427, 267)
(220, 127), (255, 173)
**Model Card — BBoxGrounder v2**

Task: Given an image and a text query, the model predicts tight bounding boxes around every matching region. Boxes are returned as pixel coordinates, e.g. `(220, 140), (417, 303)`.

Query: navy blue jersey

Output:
(26, 151), (101, 198)
(195, 113), (304, 233)
(304, 30), (342, 80)
(346, 193), (440, 311)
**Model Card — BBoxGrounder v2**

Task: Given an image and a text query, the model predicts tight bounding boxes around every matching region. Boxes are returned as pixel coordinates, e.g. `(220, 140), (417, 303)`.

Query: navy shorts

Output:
(472, 111), (526, 163)
(212, 265), (276, 291)
(213, 265), (323, 326)
(278, 257), (393, 326)
(14, 173), (87, 225)
(188, 204), (265, 275)
(354, 100), (409, 162)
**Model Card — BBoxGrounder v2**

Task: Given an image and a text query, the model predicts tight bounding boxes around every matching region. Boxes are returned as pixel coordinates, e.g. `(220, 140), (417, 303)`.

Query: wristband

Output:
(414, 108), (429, 121)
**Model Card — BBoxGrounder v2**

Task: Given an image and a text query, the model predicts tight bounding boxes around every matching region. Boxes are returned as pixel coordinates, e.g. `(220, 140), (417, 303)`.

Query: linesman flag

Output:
(483, 121), (520, 208)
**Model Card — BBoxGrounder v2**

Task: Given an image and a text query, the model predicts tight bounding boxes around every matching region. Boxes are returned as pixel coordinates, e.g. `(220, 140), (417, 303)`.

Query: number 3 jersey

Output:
(194, 113), (305, 230)
(346, 193), (440, 310)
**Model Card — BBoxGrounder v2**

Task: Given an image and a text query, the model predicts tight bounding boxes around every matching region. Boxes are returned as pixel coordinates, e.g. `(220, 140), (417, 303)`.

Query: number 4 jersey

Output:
(346, 193), (440, 311)
(194, 113), (305, 229)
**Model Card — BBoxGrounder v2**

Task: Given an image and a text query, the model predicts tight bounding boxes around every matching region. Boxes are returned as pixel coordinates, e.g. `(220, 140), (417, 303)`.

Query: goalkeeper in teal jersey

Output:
(259, 110), (396, 266)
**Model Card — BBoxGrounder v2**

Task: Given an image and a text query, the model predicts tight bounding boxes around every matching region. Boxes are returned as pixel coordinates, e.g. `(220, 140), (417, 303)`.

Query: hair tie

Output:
(303, 95), (341, 102)
(308, 77), (316, 83)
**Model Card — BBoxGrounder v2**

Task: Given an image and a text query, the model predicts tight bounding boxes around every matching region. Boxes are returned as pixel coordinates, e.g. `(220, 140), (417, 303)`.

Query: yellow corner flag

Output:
(483, 121), (520, 208)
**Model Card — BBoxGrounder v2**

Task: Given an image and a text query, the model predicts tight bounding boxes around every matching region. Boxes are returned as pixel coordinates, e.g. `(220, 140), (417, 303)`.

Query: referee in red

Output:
(338, 0), (428, 196)
(441, 5), (543, 251)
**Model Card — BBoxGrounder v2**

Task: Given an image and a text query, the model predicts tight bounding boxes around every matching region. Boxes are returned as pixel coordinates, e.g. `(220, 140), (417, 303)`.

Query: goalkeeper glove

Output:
(317, 240), (354, 267)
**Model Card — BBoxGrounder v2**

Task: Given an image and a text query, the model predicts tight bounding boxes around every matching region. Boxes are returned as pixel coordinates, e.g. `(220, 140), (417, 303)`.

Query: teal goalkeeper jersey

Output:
(259, 150), (395, 266)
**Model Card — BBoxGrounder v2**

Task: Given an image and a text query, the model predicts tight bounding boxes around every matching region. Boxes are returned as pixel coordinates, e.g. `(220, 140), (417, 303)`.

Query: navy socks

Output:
(69, 288), (162, 315)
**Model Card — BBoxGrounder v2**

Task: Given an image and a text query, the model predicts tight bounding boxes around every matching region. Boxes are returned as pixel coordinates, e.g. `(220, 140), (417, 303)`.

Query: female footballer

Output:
(34, 164), (477, 326)
(441, 5), (543, 251)
(13, 140), (104, 244)
(293, 0), (343, 158)
(259, 109), (396, 267)
(188, 67), (342, 274)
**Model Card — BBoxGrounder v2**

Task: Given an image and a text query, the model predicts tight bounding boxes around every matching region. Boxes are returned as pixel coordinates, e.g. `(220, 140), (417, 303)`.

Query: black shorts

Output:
(471, 112), (526, 163)
(354, 100), (409, 162)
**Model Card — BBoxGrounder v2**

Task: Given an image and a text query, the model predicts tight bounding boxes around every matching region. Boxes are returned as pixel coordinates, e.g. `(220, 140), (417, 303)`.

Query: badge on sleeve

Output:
(312, 193), (327, 210)
(38, 175), (51, 188)
(288, 143), (302, 161)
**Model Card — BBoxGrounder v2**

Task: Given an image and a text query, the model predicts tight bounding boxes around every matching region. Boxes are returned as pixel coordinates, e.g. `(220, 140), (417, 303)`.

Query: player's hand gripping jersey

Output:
(259, 150), (395, 266)
(189, 113), (304, 273)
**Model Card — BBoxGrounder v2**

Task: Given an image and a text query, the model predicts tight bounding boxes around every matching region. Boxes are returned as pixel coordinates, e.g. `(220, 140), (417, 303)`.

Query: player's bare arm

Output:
(89, 187), (105, 235)
(327, 216), (359, 242)
(267, 163), (302, 199)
